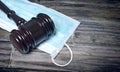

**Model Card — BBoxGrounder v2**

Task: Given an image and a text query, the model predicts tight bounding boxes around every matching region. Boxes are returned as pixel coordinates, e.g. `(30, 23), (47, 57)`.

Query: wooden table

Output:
(0, 0), (120, 71)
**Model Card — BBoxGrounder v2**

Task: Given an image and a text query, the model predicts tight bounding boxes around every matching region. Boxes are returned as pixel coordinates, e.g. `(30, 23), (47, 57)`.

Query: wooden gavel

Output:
(0, 1), (55, 54)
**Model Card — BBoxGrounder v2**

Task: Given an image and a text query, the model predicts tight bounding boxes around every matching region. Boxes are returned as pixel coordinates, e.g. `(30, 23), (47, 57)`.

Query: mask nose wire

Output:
(51, 43), (73, 67)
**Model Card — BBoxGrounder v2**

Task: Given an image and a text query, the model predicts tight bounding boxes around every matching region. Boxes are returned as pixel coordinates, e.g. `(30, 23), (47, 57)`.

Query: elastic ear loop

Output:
(51, 43), (73, 67)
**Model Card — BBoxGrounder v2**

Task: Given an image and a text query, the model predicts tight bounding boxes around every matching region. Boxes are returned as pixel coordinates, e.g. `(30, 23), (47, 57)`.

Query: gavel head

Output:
(10, 13), (55, 54)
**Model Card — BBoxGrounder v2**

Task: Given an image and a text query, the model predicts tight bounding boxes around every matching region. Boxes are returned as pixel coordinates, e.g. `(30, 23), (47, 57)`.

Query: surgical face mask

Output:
(0, 0), (80, 66)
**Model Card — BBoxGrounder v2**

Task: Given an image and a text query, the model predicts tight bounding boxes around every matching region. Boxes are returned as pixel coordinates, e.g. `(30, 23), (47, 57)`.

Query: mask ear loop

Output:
(51, 43), (73, 67)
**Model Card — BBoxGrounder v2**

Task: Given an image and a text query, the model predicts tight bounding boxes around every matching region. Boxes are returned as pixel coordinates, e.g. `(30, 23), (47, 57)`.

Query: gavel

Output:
(0, 1), (55, 54)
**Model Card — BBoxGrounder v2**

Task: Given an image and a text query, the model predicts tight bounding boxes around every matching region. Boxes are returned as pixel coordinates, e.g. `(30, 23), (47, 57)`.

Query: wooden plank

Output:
(0, 28), (10, 41)
(0, 29), (11, 67)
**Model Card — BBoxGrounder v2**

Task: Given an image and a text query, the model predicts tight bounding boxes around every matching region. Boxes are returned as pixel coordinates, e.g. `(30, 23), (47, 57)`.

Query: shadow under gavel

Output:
(0, 1), (55, 54)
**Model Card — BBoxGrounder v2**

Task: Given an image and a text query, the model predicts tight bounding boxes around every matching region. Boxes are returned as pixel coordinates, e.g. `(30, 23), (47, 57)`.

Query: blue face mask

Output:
(0, 0), (80, 66)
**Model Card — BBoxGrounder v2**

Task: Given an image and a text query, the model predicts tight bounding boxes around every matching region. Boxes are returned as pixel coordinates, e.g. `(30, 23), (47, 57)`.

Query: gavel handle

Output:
(0, 1), (26, 26)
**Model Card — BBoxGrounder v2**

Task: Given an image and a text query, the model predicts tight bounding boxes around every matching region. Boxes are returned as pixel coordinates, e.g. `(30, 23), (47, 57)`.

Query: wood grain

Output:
(0, 0), (120, 71)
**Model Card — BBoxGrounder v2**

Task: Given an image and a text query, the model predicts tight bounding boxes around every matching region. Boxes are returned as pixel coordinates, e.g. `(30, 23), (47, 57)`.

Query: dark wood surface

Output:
(0, 0), (120, 71)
